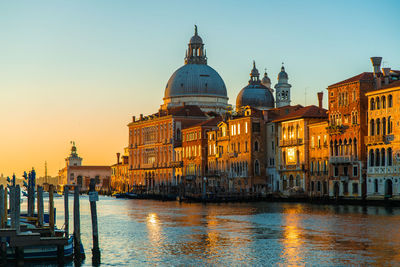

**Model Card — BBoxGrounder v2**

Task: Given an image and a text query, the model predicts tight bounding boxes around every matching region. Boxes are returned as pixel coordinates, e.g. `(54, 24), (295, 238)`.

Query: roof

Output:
(328, 72), (374, 88)
(381, 80), (400, 90)
(266, 105), (303, 122)
(68, 166), (111, 170)
(273, 105), (327, 123)
(182, 116), (222, 131)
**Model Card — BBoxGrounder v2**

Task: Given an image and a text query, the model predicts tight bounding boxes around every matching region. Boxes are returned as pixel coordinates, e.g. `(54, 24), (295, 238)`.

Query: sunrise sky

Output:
(1, 0), (399, 177)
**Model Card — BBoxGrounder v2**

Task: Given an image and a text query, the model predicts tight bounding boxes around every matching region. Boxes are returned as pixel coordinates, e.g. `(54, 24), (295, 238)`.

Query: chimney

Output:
(317, 92), (323, 108)
(116, 152), (120, 165)
(382, 67), (391, 85)
(370, 57), (382, 77)
(132, 116), (136, 122)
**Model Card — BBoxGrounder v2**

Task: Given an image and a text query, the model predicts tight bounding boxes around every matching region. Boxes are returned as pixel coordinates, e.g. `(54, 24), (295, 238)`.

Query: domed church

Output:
(236, 61), (275, 110)
(161, 26), (230, 114)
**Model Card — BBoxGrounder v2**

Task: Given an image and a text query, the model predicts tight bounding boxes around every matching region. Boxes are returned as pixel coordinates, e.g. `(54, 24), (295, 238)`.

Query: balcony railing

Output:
(170, 161), (183, 168)
(368, 166), (398, 174)
(365, 135), (386, 145)
(279, 138), (303, 147)
(329, 155), (354, 164)
(229, 152), (238, 158)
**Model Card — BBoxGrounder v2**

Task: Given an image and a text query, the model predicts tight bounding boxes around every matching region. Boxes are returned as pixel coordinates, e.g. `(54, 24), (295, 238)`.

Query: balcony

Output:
(365, 135), (386, 145)
(329, 155), (353, 164)
(279, 138), (303, 147)
(327, 125), (345, 135)
(368, 166), (399, 174)
(229, 152), (238, 158)
(280, 164), (305, 171)
(170, 161), (183, 168)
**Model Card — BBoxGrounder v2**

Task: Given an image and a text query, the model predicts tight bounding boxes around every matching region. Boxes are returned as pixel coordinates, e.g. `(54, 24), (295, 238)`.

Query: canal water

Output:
(24, 196), (400, 266)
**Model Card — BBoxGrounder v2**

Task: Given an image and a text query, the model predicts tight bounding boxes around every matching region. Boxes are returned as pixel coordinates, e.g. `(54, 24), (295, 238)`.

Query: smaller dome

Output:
(278, 66), (288, 80)
(261, 72), (271, 87)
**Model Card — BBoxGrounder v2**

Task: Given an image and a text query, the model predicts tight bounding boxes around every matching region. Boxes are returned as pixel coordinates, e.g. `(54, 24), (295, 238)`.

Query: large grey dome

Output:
(164, 64), (227, 98)
(236, 84), (275, 109)
(236, 61), (275, 110)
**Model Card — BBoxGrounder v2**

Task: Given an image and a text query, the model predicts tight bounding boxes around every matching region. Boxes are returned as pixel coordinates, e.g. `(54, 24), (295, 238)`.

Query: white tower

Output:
(66, 141), (82, 167)
(274, 65), (292, 107)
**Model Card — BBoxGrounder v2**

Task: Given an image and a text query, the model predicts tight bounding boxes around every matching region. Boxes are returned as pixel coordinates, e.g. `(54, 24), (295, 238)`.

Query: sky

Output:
(0, 0), (399, 177)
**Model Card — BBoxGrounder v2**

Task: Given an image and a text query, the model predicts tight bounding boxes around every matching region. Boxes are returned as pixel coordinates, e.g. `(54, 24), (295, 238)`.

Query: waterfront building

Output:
(58, 142), (111, 192)
(308, 118), (330, 197)
(326, 63), (376, 199)
(160, 26), (230, 114)
(365, 65), (400, 200)
(181, 117), (221, 192)
(275, 100), (327, 195)
(111, 148), (129, 192)
(128, 105), (208, 191)
(207, 106), (267, 193)
(264, 105), (303, 192)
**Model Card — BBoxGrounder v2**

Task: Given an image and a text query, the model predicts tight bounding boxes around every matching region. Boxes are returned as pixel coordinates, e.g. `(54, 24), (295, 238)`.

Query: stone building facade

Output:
(275, 105), (327, 196)
(111, 148), (129, 192)
(308, 121), (329, 197)
(365, 79), (400, 200)
(128, 105), (208, 191)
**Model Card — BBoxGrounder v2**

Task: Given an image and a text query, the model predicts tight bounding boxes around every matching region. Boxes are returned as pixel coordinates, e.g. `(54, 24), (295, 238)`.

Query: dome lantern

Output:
(185, 25), (207, 65)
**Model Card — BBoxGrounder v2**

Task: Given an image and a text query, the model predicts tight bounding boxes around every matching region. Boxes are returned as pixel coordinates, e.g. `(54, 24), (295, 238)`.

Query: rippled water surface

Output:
(25, 196), (400, 266)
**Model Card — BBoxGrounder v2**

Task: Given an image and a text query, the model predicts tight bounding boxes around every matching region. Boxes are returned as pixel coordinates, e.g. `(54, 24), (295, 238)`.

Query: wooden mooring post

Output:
(37, 186), (44, 227)
(64, 186), (69, 238)
(89, 178), (101, 265)
(49, 185), (55, 236)
(73, 185), (83, 263)
(0, 185), (5, 265)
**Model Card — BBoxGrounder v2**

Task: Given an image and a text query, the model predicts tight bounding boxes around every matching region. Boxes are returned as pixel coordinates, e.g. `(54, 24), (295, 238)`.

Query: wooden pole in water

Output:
(64, 186), (69, 238)
(37, 186), (44, 227)
(74, 185), (82, 262)
(89, 178), (100, 265)
(0, 186), (4, 228)
(10, 186), (15, 229)
(3, 186), (7, 229)
(49, 185), (55, 236)
(15, 185), (20, 234)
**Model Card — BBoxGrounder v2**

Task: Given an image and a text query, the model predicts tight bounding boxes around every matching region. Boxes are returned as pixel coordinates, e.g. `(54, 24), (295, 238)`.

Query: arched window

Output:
(254, 141), (259, 152)
(388, 95), (393, 107)
(374, 179), (378, 193)
(339, 139), (343, 155)
(388, 116), (392, 134)
(177, 129), (181, 140)
(370, 119), (375, 136)
(334, 140), (338, 156)
(369, 149), (374, 167)
(376, 118), (380, 135)
(375, 149), (380, 166)
(344, 139), (348, 155)
(295, 175), (300, 187)
(388, 148), (393, 166)
(354, 138), (358, 157)
(330, 141), (334, 156)
(382, 118), (386, 135)
(382, 96), (386, 108)
(381, 148), (386, 166)
(254, 160), (260, 176)
(348, 138), (353, 155)
(370, 98), (375, 110)
(317, 181), (321, 192)
(376, 97), (380, 109)
(311, 181), (315, 192)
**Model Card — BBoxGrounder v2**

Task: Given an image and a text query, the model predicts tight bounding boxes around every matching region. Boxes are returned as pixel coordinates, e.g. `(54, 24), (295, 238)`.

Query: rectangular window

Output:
(334, 166), (339, 177)
(352, 183), (358, 194)
(311, 136), (315, 148)
(353, 166), (358, 177)
(245, 122), (248, 133)
(238, 123), (241, 134)
(344, 166), (348, 176)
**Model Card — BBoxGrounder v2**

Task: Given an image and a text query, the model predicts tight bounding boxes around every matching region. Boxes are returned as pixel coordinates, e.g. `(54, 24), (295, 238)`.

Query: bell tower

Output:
(274, 64), (292, 107)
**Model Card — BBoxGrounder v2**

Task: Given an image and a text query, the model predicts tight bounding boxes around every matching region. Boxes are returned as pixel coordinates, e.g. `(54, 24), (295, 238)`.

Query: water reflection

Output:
(39, 198), (400, 266)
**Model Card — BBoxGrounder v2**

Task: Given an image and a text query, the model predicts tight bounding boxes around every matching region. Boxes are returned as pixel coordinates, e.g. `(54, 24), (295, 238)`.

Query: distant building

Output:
(111, 148), (129, 192)
(58, 142), (111, 193)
